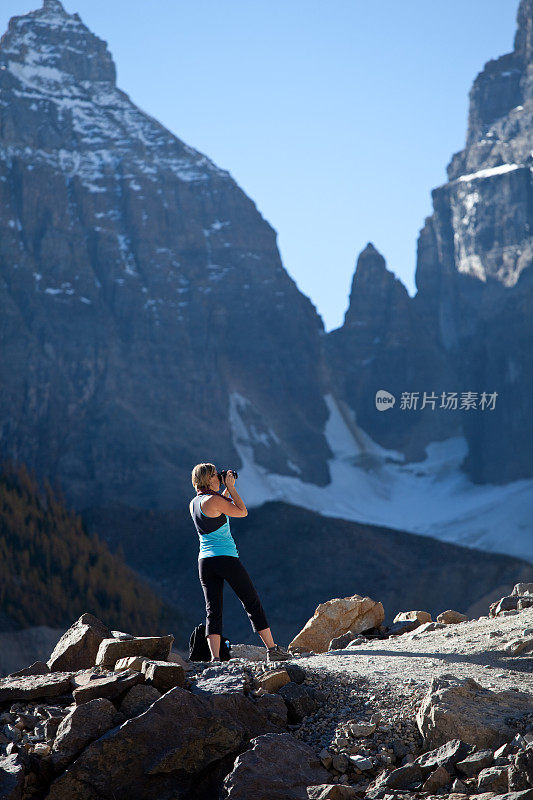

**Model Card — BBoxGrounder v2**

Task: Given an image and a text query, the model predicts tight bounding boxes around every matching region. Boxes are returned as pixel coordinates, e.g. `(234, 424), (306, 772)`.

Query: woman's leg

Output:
(207, 633), (221, 659)
(257, 628), (275, 648)
(198, 558), (225, 659)
(222, 557), (271, 638)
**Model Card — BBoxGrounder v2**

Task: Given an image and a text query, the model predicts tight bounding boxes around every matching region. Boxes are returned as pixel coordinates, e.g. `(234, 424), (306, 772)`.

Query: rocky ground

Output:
(1, 590), (532, 799)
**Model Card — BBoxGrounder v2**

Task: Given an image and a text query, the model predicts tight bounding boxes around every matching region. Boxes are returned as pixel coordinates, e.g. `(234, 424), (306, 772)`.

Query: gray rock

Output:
(348, 721), (376, 737)
(456, 748), (494, 776)
(332, 754), (350, 772)
(47, 613), (112, 672)
(478, 765), (510, 792)
(7, 661), (50, 678)
(141, 659), (184, 692)
(46, 687), (285, 799)
(366, 762), (424, 798)
(0, 752), (26, 800)
(509, 745), (533, 791)
(284, 663), (306, 684)
(328, 630), (361, 651)
(191, 663), (251, 696)
(416, 674), (533, 749)
(421, 764), (452, 793)
(387, 620), (420, 637)
(95, 635), (174, 668)
(349, 754), (373, 770)
(253, 693), (288, 729)
(0, 672), (75, 703)
(229, 644), (268, 661)
(307, 785), (359, 800)
(119, 684), (161, 718)
(489, 792), (533, 800)
(222, 732), (329, 799)
(51, 697), (116, 769)
(277, 682), (326, 723)
(512, 584), (533, 596)
(415, 738), (472, 772)
(73, 668), (145, 705)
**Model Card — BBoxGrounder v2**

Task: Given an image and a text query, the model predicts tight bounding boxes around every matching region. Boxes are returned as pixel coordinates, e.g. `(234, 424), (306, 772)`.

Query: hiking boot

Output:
(267, 644), (291, 663)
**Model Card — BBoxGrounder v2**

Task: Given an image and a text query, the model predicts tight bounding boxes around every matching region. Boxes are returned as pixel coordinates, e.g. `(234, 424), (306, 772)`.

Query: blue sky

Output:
(0, 0), (519, 331)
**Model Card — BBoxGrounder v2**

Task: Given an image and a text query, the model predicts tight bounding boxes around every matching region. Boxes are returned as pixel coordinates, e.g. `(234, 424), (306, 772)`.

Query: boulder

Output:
(409, 622), (447, 637)
(46, 686), (283, 799)
(328, 630), (361, 651)
(47, 613), (112, 672)
(0, 752), (26, 800)
(504, 639), (533, 655)
(284, 663), (306, 684)
(8, 661), (50, 678)
(456, 749), (494, 776)
(489, 596), (533, 616)
(222, 732), (330, 799)
(349, 754), (373, 770)
(277, 682), (326, 723)
(512, 583), (533, 596)
(478, 766), (510, 792)
(191, 664), (253, 696)
(509, 745), (533, 791)
(437, 610), (468, 624)
(95, 635), (174, 667)
(141, 660), (185, 692)
(348, 721), (376, 737)
(73, 668), (145, 705)
(230, 644), (268, 661)
(288, 594), (384, 654)
(416, 675), (533, 749)
(366, 762), (424, 798)
(421, 765), (452, 792)
(393, 611), (432, 624)
(387, 620), (420, 637)
(307, 785), (359, 799)
(253, 693), (288, 728)
(0, 672), (75, 704)
(51, 697), (117, 769)
(415, 738), (472, 772)
(114, 656), (149, 671)
(256, 669), (291, 693)
(119, 683), (161, 718)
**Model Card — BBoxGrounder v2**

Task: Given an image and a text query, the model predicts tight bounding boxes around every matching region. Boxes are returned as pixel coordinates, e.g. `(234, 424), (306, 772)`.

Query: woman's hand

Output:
(224, 471), (236, 489)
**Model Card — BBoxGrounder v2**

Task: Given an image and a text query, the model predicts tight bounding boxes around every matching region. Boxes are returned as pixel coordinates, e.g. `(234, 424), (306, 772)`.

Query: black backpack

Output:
(189, 623), (231, 662)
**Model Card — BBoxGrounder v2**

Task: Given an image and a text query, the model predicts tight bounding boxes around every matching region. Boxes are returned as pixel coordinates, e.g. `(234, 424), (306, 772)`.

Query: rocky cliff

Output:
(0, 0), (331, 514)
(327, 0), (533, 484)
(0, 0), (531, 563)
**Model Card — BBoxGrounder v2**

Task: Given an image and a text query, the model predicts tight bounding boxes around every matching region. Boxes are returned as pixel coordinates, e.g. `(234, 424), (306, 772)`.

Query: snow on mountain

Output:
(230, 392), (533, 564)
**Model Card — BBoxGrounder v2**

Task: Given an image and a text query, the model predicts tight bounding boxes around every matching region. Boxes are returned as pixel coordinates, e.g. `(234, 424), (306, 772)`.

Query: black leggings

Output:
(198, 555), (269, 637)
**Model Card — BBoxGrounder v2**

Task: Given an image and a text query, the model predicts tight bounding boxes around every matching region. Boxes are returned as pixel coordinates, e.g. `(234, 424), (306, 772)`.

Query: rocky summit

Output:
(1, 584), (533, 799)
(0, 0), (531, 525)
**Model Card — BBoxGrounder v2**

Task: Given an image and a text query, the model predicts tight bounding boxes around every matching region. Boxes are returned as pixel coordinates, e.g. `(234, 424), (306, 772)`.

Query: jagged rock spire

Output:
(343, 243), (409, 330)
(514, 0), (533, 64)
(0, 0), (116, 85)
(43, 0), (66, 11)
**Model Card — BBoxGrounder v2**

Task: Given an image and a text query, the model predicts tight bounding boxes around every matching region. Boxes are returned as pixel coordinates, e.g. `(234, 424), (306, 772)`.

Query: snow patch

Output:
(229, 392), (533, 563)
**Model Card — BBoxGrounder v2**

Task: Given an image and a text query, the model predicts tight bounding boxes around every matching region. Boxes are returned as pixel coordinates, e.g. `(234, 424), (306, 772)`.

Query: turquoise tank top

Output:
(191, 494), (240, 560)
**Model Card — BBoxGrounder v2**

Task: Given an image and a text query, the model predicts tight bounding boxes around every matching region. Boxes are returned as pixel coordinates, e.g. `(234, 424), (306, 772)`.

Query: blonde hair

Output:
(191, 462), (217, 491)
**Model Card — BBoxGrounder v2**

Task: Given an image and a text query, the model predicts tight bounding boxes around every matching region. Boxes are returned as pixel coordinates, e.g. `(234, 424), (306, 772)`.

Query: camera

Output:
(217, 469), (238, 484)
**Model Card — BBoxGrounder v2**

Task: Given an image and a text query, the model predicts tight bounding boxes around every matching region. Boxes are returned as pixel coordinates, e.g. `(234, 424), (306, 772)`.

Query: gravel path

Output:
(294, 608), (533, 692)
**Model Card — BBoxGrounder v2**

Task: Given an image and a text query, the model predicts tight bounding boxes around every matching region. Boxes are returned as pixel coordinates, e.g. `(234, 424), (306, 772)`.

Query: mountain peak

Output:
(342, 243), (409, 329)
(42, 0), (67, 14)
(514, 0), (533, 64)
(0, 0), (116, 84)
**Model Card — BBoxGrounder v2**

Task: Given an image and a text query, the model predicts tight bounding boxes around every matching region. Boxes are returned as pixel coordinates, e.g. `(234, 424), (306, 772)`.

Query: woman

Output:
(189, 462), (290, 664)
